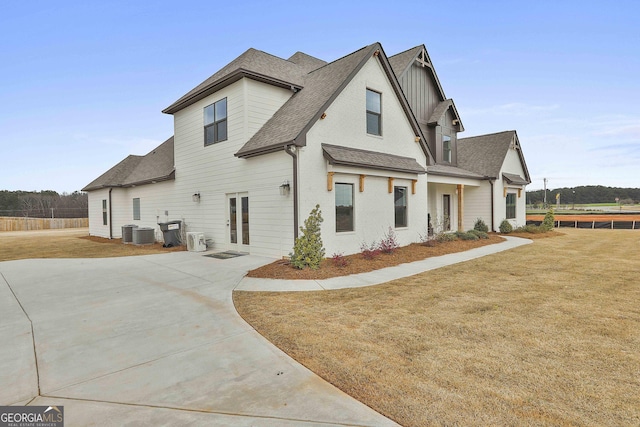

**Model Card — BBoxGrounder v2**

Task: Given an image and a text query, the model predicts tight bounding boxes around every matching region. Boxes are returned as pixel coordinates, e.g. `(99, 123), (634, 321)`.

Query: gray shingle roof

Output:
(322, 144), (426, 174)
(235, 44), (379, 157)
(388, 45), (422, 78)
(428, 99), (454, 125)
(82, 137), (175, 191)
(503, 172), (529, 185)
(163, 49), (324, 114)
(427, 164), (485, 180)
(457, 131), (530, 183)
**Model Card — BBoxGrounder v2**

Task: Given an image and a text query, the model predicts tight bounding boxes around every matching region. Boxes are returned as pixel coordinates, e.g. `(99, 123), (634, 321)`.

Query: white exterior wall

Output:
(463, 182), (492, 231)
(496, 146), (528, 229)
(300, 56), (428, 255)
(87, 188), (111, 238)
(170, 78), (295, 257)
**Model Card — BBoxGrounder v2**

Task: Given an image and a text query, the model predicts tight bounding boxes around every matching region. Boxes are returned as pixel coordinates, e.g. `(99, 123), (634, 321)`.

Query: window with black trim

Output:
(102, 199), (107, 225)
(335, 183), (354, 232)
(442, 134), (452, 163)
(133, 198), (140, 220)
(394, 186), (407, 227)
(506, 193), (516, 219)
(366, 89), (381, 135)
(204, 98), (227, 145)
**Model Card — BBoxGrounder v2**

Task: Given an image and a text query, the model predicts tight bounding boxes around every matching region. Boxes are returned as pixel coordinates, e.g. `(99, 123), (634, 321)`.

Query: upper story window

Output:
(442, 134), (452, 163)
(366, 89), (381, 136)
(204, 98), (227, 145)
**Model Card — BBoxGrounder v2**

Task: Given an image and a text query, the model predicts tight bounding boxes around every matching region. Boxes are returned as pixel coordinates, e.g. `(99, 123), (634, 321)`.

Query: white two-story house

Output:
(83, 41), (530, 258)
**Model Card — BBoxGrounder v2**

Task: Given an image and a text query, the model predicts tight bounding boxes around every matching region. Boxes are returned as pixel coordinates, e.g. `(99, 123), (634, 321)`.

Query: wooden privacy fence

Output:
(527, 214), (640, 230)
(0, 217), (88, 232)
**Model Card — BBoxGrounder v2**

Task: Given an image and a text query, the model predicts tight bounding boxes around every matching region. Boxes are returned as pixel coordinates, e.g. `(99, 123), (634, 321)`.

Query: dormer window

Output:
(204, 98), (227, 145)
(442, 134), (452, 163)
(366, 89), (381, 136)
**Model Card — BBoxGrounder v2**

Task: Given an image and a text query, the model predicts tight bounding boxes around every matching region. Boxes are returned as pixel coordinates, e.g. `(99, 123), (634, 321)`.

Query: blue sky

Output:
(1, 0), (638, 193)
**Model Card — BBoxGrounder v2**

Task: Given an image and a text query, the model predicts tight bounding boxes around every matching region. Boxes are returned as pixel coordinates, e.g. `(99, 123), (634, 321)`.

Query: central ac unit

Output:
(187, 232), (206, 252)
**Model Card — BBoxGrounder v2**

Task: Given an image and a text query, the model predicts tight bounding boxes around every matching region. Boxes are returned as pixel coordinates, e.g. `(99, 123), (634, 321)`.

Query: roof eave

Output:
(123, 170), (176, 187)
(163, 70), (303, 115)
(235, 141), (297, 158)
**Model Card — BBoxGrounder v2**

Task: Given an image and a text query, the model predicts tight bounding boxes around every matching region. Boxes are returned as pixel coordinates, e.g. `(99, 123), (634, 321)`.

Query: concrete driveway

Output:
(0, 252), (396, 426)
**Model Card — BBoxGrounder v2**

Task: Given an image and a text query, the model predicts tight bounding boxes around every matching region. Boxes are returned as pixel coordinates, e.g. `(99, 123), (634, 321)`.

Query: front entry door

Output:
(227, 192), (249, 252)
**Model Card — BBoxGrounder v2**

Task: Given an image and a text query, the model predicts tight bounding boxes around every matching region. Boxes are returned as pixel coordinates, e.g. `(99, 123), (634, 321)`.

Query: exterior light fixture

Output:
(279, 181), (290, 196)
(192, 192), (201, 202)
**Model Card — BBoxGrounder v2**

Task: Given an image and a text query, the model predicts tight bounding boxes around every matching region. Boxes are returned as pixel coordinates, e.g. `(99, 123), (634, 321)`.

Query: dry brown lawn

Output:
(235, 228), (640, 426)
(0, 228), (185, 261)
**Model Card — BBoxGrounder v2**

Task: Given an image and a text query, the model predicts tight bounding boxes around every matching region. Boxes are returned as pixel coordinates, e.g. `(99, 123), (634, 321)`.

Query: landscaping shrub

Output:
(290, 204), (325, 270)
(473, 218), (489, 233)
(542, 209), (555, 231)
(360, 240), (381, 260)
(331, 252), (349, 268)
(499, 219), (513, 234)
(514, 224), (546, 234)
(378, 227), (399, 254)
(455, 231), (479, 241)
(467, 229), (489, 239)
(436, 232), (458, 242)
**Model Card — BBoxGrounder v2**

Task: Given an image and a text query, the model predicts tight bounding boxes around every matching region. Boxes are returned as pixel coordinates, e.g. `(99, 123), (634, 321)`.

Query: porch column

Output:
(457, 184), (464, 231)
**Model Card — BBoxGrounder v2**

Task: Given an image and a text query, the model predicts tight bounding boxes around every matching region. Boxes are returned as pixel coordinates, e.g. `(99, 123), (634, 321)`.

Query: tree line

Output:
(0, 190), (88, 218)
(527, 185), (640, 206)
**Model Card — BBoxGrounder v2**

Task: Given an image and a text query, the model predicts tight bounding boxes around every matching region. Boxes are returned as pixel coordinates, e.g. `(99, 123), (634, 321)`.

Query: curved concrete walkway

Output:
(236, 236), (532, 292)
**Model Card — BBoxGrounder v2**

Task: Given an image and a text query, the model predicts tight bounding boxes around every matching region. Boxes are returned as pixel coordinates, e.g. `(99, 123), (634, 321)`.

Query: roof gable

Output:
(163, 49), (317, 114)
(389, 45), (447, 102)
(457, 131), (530, 183)
(235, 43), (432, 160)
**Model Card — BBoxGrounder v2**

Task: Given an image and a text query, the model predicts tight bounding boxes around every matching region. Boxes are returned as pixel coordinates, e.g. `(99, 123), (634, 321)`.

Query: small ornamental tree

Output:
(290, 204), (325, 270)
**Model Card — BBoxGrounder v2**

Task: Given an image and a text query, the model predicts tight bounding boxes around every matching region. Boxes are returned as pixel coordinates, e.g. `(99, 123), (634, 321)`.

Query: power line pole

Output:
(543, 178), (548, 208)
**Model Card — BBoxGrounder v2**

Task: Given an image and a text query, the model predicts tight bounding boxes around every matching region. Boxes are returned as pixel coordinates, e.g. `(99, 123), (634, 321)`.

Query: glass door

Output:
(227, 193), (249, 252)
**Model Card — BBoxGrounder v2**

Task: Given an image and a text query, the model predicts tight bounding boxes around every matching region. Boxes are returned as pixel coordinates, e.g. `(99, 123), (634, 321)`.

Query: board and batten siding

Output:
(301, 55), (428, 255)
(397, 63), (442, 127)
(171, 78), (295, 257)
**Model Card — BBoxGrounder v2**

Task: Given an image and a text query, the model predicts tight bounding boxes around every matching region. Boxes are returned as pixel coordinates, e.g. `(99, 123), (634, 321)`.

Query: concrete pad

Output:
(53, 331), (395, 425)
(0, 272), (38, 404)
(28, 396), (375, 426)
(0, 254), (397, 425)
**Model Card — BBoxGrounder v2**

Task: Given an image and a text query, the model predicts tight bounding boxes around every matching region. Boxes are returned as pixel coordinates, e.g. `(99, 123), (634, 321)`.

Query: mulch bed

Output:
(248, 234), (506, 280)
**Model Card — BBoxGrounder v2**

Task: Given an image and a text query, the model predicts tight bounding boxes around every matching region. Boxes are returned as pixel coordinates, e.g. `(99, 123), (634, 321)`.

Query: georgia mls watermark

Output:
(0, 406), (63, 427)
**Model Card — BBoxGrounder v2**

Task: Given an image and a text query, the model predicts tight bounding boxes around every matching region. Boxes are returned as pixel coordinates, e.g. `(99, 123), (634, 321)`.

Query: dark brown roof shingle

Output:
(82, 137), (175, 191)
(322, 144), (426, 174)
(457, 131), (530, 183)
